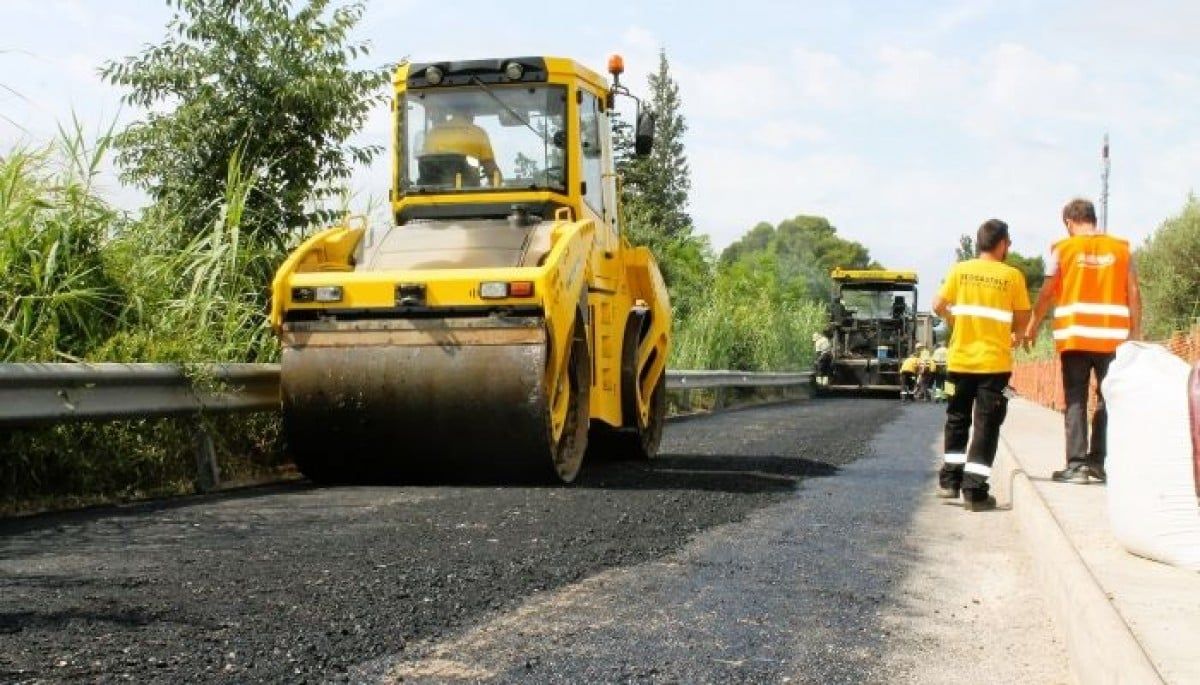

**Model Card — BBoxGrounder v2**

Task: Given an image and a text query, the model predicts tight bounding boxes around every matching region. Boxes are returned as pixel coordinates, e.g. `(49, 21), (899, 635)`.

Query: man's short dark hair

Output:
(976, 219), (1010, 252)
(1062, 198), (1097, 225)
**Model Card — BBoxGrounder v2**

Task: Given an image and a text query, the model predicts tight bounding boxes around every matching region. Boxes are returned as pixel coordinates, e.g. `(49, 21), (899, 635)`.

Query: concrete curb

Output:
(994, 435), (1164, 685)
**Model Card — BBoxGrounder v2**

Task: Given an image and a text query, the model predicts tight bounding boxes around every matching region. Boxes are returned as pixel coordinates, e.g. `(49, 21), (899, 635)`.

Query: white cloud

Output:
(871, 46), (968, 106)
(620, 25), (658, 54)
(789, 47), (863, 106)
(930, 0), (998, 34)
(749, 121), (829, 147)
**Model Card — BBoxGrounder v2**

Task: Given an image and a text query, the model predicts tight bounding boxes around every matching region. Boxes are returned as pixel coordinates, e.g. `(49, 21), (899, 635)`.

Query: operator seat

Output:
(417, 154), (479, 188)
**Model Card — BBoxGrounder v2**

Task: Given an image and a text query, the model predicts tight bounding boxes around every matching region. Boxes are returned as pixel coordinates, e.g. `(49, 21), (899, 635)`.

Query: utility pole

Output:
(1099, 133), (1110, 232)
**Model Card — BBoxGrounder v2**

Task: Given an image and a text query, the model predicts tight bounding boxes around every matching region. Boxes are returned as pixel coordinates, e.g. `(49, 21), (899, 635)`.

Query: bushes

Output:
(672, 254), (826, 372)
(1137, 196), (1200, 338)
(0, 124), (125, 362)
(0, 126), (282, 366)
(96, 152), (282, 363)
(0, 131), (287, 511)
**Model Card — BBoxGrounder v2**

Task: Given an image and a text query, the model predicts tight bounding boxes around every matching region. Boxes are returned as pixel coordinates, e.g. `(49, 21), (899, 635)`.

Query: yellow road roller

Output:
(269, 55), (671, 483)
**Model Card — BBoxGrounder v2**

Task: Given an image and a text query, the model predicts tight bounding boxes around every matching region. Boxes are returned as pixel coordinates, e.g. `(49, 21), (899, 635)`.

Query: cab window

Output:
(578, 90), (606, 217)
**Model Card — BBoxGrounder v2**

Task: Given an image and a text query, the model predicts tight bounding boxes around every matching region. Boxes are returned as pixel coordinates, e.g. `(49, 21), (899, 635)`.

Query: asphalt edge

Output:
(994, 433), (1165, 685)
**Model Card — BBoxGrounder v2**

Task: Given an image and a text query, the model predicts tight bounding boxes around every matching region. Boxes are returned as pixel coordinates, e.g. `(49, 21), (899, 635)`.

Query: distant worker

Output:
(932, 342), (949, 398)
(813, 332), (833, 386)
(1023, 198), (1141, 485)
(915, 343), (935, 401)
(900, 352), (920, 402)
(421, 103), (502, 186)
(933, 219), (1031, 511)
(892, 295), (908, 319)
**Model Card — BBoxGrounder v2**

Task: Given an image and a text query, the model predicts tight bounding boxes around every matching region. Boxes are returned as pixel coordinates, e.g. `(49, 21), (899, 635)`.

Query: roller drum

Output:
(280, 317), (567, 481)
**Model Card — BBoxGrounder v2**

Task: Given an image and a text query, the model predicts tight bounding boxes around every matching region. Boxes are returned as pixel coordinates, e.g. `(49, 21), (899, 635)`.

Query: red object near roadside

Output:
(1190, 363), (1200, 499)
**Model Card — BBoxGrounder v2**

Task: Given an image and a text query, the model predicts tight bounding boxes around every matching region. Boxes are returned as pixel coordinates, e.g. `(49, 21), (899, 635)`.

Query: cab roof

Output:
(394, 56), (609, 93)
(831, 268), (919, 284)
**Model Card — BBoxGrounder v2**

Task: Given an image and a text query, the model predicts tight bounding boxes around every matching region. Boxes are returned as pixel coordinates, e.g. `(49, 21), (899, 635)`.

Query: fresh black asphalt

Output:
(0, 398), (945, 683)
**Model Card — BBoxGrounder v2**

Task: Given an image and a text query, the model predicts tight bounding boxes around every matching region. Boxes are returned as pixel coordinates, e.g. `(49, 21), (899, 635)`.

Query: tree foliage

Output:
(1005, 250), (1045, 292)
(957, 232), (1044, 290)
(1137, 196), (1200, 337)
(672, 252), (826, 372)
(101, 0), (390, 246)
(616, 50), (692, 240)
(720, 215), (877, 302)
(612, 49), (710, 320)
(955, 234), (974, 261)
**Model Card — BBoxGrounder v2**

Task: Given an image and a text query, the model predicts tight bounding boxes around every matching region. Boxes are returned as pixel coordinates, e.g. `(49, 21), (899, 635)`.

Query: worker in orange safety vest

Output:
(1024, 198), (1142, 485)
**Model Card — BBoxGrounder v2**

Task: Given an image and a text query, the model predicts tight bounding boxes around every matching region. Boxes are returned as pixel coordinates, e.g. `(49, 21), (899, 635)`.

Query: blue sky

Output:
(2, 0), (1198, 291)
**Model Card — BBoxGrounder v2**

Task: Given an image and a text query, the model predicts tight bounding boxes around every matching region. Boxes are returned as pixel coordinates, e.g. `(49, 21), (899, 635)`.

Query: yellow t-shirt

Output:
(938, 259), (1030, 373)
(918, 350), (936, 371)
(422, 122), (495, 162)
(900, 356), (919, 374)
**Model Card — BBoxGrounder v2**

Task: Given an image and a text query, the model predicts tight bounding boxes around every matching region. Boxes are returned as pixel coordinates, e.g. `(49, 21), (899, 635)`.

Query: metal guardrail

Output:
(0, 363), (280, 427)
(0, 364), (812, 427)
(666, 370), (812, 390)
(0, 362), (811, 491)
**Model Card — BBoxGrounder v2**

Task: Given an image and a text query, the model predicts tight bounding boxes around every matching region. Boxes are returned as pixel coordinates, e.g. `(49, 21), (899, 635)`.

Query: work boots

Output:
(1051, 463), (1090, 484)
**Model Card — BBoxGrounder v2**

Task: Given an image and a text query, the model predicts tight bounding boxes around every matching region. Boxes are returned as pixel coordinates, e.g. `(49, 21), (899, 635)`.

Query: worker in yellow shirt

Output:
(932, 219), (1031, 511)
(421, 103), (502, 186)
(931, 342), (949, 398)
(916, 343), (936, 401)
(899, 353), (920, 402)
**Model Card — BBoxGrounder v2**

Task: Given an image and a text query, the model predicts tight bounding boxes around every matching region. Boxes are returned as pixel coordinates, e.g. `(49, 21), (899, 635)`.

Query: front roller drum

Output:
(280, 317), (590, 483)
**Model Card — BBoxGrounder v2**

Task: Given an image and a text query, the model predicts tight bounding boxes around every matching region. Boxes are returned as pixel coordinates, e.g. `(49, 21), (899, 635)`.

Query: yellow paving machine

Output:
(269, 56), (671, 483)
(815, 268), (921, 394)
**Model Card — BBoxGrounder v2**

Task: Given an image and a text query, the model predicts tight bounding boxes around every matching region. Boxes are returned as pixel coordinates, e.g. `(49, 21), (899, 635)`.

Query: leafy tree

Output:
(957, 232), (1043, 290)
(101, 0), (390, 247)
(611, 49), (709, 319)
(721, 215), (877, 302)
(1005, 250), (1045, 292)
(955, 234), (975, 261)
(512, 152), (541, 183)
(1137, 196), (1200, 337)
(615, 50), (692, 240)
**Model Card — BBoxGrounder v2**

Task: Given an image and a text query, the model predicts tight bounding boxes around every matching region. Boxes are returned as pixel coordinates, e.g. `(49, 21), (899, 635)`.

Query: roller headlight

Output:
(425, 65), (444, 85)
(503, 61), (524, 81)
(480, 282), (509, 299)
(314, 286), (343, 303)
(291, 287), (315, 303)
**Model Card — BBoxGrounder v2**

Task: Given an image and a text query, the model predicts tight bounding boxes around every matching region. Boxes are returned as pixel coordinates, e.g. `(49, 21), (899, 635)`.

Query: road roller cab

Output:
(269, 56), (671, 483)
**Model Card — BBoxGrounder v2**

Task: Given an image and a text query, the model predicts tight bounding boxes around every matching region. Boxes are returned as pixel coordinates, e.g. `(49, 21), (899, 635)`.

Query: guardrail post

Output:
(191, 418), (220, 493)
(677, 388), (693, 412)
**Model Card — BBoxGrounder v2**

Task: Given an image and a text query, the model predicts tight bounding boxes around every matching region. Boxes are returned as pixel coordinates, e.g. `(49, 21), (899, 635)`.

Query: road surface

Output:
(0, 399), (1067, 683)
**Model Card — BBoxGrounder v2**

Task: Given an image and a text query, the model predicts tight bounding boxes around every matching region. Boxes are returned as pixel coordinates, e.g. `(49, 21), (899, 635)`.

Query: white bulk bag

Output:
(1103, 342), (1200, 571)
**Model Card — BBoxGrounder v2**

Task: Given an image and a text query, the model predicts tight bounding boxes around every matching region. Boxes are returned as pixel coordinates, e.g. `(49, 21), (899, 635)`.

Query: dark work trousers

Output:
(939, 371), (1012, 501)
(1061, 351), (1114, 469)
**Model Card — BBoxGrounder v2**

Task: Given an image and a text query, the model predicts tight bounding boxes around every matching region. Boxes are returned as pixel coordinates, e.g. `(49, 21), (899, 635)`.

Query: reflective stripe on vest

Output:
(1053, 325), (1129, 341)
(1054, 303), (1130, 318)
(950, 304), (1013, 323)
(1052, 235), (1131, 354)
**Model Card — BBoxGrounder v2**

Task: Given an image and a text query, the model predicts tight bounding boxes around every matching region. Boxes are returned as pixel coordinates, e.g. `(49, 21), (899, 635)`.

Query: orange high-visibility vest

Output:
(1052, 234), (1131, 353)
